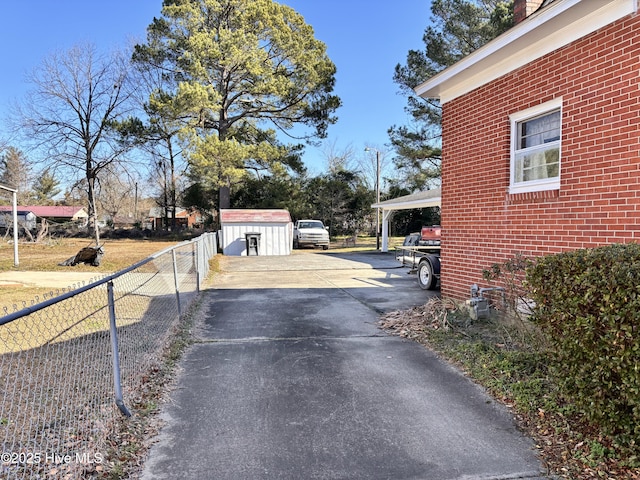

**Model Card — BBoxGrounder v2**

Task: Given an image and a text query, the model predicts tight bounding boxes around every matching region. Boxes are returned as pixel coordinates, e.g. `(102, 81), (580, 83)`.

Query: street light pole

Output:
(365, 148), (381, 250)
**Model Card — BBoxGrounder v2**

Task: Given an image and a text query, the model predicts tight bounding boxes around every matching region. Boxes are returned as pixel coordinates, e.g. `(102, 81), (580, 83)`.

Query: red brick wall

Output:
(440, 13), (640, 300)
(513, 0), (544, 24)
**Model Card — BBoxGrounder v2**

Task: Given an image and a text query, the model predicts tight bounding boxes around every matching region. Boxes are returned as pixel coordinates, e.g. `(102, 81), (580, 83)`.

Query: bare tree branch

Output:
(17, 42), (136, 244)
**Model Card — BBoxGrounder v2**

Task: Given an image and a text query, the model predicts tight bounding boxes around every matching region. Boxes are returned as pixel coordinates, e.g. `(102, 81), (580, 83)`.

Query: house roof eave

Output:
(414, 0), (637, 103)
(372, 188), (442, 211)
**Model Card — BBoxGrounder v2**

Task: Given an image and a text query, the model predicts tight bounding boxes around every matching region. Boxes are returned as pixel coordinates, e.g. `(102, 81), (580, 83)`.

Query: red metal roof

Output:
(0, 205), (86, 218)
(220, 209), (291, 224)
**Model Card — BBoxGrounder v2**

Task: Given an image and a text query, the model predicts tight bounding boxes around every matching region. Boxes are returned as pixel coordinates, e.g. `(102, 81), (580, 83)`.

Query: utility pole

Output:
(364, 148), (381, 250)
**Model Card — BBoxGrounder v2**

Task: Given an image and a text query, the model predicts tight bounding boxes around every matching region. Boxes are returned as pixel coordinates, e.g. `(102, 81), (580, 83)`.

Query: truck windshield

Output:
(300, 221), (324, 229)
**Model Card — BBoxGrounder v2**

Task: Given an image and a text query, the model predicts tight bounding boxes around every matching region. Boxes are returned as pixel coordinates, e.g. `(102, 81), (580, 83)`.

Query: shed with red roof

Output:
(220, 209), (293, 256)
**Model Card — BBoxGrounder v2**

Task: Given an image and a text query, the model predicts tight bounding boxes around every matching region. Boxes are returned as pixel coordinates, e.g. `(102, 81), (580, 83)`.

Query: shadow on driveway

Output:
(140, 252), (547, 480)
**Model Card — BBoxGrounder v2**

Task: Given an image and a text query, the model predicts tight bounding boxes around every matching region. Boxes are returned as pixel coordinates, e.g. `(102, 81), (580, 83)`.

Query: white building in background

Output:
(220, 209), (293, 256)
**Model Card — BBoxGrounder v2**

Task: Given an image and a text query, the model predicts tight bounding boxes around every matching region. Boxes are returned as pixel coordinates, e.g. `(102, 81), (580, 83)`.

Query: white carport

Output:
(371, 188), (441, 252)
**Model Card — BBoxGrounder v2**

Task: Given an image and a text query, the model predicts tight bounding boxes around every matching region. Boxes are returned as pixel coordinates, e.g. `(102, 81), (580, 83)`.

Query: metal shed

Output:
(220, 209), (293, 256)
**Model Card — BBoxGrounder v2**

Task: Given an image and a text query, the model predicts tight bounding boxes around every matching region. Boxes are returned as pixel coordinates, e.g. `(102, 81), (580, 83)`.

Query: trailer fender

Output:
(417, 255), (440, 290)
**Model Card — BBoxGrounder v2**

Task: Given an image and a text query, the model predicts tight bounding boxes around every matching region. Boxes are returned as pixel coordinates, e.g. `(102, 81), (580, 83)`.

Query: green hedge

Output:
(526, 243), (640, 444)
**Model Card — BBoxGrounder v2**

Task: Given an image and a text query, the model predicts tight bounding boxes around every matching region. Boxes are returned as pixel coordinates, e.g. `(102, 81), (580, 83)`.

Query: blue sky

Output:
(0, 1), (432, 176)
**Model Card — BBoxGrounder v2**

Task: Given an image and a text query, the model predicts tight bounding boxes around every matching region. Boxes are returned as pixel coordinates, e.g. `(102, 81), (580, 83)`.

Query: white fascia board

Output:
(372, 197), (442, 210)
(414, 0), (637, 104)
(0, 184), (18, 193)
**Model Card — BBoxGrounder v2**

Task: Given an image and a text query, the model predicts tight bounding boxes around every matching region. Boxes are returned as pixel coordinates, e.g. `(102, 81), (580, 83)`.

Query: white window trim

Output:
(509, 97), (562, 195)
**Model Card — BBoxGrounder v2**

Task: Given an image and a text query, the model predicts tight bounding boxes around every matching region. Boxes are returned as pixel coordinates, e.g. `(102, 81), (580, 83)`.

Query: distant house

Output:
(0, 210), (37, 230)
(147, 207), (203, 230)
(99, 214), (138, 229)
(0, 205), (88, 227)
(220, 209), (293, 256)
(414, 0), (640, 300)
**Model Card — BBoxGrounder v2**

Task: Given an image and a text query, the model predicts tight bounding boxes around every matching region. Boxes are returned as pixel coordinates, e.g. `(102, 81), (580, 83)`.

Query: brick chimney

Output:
(513, 0), (545, 24)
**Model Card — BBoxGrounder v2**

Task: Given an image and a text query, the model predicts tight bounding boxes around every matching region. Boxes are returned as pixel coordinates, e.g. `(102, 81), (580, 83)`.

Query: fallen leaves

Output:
(378, 298), (640, 480)
(379, 298), (461, 334)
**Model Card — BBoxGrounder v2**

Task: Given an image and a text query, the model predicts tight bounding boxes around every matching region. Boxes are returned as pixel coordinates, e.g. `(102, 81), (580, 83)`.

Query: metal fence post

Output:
(172, 248), (182, 317)
(108, 280), (132, 417)
(195, 239), (201, 294)
(0, 232), (224, 474)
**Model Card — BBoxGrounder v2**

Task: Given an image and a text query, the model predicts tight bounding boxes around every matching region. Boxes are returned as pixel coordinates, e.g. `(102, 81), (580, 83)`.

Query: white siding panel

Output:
(221, 222), (293, 256)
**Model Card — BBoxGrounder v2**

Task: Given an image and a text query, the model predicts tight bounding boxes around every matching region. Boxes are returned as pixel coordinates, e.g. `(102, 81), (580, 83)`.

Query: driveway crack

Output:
(193, 333), (389, 345)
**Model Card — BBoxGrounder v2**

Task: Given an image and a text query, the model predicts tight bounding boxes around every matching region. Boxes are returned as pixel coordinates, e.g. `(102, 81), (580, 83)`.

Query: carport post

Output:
(381, 210), (391, 252)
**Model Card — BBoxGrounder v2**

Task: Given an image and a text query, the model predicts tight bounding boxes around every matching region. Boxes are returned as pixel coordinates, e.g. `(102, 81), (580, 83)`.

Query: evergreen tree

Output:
(133, 0), (341, 205)
(31, 168), (61, 205)
(304, 170), (373, 236)
(0, 147), (32, 204)
(389, 0), (513, 192)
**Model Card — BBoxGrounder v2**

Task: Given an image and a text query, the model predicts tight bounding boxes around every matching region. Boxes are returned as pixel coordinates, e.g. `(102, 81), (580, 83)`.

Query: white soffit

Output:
(372, 188), (442, 210)
(414, 0), (638, 103)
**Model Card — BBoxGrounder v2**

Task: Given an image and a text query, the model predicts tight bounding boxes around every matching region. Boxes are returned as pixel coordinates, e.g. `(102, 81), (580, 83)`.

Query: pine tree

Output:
(132, 0), (341, 206)
(0, 146), (32, 204)
(389, 0), (513, 191)
(31, 168), (61, 205)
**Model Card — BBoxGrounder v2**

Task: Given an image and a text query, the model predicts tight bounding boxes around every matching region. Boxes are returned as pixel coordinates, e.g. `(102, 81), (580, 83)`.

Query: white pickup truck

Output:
(293, 219), (330, 250)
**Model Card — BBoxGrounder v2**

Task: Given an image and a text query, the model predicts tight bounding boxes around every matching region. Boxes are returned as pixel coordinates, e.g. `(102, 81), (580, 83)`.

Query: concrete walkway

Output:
(141, 251), (548, 480)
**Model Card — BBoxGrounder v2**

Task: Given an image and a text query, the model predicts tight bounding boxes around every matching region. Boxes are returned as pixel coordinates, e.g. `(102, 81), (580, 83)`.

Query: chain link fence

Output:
(0, 232), (217, 479)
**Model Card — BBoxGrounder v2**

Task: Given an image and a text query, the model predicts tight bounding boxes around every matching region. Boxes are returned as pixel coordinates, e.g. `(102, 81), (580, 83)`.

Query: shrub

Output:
(482, 254), (546, 349)
(482, 253), (536, 318)
(526, 243), (640, 444)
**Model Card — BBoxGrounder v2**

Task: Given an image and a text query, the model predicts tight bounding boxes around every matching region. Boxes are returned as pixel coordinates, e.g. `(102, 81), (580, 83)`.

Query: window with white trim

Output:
(510, 98), (562, 194)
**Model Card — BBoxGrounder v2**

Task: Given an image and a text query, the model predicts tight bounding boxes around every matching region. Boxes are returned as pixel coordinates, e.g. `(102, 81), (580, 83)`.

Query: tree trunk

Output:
(87, 175), (101, 245)
(168, 141), (177, 232)
(219, 185), (230, 210)
(218, 117), (231, 211)
(35, 219), (49, 243)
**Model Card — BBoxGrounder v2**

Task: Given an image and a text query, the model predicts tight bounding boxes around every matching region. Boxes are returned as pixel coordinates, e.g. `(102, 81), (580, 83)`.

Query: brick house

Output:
(147, 207), (203, 230)
(415, 0), (640, 300)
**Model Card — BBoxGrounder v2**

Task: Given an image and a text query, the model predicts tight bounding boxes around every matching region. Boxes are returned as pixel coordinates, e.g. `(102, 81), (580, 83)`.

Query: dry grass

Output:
(0, 238), (181, 313)
(329, 235), (406, 252)
(0, 235), (210, 479)
(0, 238), (180, 272)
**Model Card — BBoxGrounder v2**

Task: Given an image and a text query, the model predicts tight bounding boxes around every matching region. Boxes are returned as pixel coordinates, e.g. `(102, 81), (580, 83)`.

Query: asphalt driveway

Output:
(140, 251), (547, 480)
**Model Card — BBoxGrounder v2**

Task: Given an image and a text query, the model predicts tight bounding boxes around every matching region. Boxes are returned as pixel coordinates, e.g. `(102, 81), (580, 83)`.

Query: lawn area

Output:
(0, 237), (183, 272)
(329, 234), (406, 251)
(0, 237), (186, 312)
